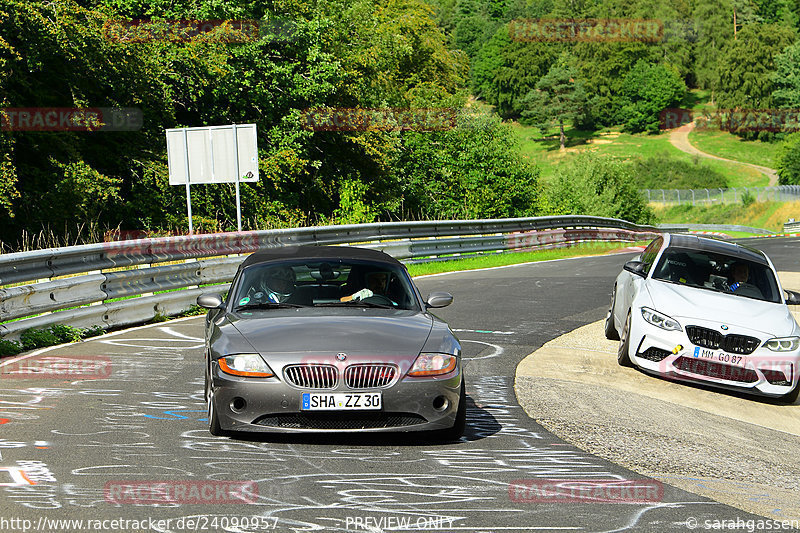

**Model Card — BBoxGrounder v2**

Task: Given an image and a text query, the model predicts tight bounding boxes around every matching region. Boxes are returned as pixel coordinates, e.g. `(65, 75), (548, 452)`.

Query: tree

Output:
(617, 60), (686, 133)
(776, 132), (800, 185)
(521, 63), (588, 149)
(772, 40), (800, 109)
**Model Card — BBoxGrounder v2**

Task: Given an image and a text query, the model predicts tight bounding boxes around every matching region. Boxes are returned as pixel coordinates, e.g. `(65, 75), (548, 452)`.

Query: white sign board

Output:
(166, 124), (259, 185)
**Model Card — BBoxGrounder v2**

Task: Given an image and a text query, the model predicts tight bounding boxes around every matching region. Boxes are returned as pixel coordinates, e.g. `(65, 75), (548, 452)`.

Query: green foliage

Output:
(772, 40), (800, 109)
(741, 189), (757, 206)
(20, 327), (60, 350)
(332, 179), (378, 225)
(776, 132), (800, 185)
(394, 110), (546, 219)
(521, 61), (588, 148)
(48, 324), (86, 343)
(0, 338), (22, 357)
(629, 153), (728, 189)
(618, 61), (686, 133)
(546, 153), (654, 224)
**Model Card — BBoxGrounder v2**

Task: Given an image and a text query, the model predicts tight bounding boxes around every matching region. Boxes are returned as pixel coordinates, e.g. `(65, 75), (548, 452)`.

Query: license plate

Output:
(302, 392), (382, 411)
(692, 346), (747, 367)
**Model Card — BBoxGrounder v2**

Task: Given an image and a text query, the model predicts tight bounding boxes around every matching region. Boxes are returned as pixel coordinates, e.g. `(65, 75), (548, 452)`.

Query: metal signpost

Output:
(165, 124), (259, 233)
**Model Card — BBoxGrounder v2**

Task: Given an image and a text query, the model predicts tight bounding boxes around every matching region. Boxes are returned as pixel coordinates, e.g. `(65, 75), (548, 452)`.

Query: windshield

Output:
(651, 247), (781, 303)
(233, 259), (420, 310)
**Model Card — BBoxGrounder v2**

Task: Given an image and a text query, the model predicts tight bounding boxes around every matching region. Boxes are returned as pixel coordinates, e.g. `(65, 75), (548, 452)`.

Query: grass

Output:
(655, 201), (800, 233)
(687, 128), (777, 169)
(406, 242), (644, 277)
(512, 122), (766, 187)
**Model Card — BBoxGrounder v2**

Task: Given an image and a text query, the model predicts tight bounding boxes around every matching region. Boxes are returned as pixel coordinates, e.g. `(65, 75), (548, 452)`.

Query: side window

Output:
(639, 237), (663, 274)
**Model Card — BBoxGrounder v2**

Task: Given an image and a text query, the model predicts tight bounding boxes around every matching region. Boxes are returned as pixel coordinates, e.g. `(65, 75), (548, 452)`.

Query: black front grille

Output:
(344, 364), (397, 389)
(685, 326), (760, 355)
(638, 347), (671, 362)
(254, 412), (427, 430)
(674, 356), (759, 383)
(283, 365), (338, 389)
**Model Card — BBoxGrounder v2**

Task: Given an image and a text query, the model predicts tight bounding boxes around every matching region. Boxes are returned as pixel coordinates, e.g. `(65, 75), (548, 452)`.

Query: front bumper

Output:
(629, 319), (800, 398)
(209, 362), (463, 433)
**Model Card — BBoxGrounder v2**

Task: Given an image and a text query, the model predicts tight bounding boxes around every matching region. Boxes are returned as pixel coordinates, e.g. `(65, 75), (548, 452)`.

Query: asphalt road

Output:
(0, 236), (798, 533)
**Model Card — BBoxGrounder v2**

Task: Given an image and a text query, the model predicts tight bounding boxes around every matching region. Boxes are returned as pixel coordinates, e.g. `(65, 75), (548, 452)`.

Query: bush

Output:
(741, 190), (756, 207)
(0, 338), (22, 357)
(777, 133), (800, 185)
(48, 324), (86, 343)
(20, 328), (60, 350)
(81, 325), (105, 338)
(629, 153), (728, 189)
(547, 153), (655, 224)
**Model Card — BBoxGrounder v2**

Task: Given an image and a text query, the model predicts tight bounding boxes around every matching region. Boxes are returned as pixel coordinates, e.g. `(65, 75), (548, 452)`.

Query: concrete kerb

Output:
(514, 271), (800, 521)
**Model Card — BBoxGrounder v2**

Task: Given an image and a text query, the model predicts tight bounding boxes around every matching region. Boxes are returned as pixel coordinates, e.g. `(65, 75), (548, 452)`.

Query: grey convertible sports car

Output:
(197, 245), (465, 438)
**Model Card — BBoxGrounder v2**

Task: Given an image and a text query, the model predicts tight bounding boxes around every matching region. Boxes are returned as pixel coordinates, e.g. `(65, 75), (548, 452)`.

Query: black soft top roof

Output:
(239, 245), (401, 269)
(667, 234), (768, 265)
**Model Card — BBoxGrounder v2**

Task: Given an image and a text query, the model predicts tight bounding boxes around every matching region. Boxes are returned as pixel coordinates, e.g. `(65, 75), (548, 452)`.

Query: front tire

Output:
(436, 380), (466, 441)
(617, 311), (634, 367)
(782, 383), (800, 404)
(604, 286), (620, 341)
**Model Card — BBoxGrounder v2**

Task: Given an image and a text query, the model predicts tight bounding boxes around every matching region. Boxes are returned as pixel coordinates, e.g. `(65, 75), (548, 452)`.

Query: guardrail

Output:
(0, 216), (665, 340)
(643, 185), (800, 205)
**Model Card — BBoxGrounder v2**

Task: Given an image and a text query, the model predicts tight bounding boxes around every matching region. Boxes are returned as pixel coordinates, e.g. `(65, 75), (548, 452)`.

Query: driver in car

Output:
(245, 265), (296, 304)
(340, 271), (391, 303)
(726, 262), (763, 298)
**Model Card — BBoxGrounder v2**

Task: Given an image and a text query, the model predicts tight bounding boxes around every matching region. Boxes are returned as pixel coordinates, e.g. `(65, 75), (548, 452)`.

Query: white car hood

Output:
(644, 280), (797, 338)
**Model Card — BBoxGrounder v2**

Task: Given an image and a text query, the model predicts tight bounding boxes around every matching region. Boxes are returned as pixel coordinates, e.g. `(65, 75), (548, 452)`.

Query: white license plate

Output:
(302, 392), (382, 411)
(691, 346), (747, 367)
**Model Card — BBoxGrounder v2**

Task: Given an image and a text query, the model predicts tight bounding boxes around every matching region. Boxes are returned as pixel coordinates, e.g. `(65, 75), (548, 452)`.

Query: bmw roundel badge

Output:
(721, 325), (729, 331)
(336, 353), (347, 361)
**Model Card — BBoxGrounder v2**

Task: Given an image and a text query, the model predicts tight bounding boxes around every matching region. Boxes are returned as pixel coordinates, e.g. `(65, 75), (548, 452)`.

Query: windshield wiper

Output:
(236, 302), (304, 310)
(314, 301), (393, 309)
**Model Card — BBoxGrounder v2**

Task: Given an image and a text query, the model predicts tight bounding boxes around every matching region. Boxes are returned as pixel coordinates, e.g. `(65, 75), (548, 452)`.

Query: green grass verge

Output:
(512, 122), (766, 187)
(687, 128), (777, 169)
(406, 242), (644, 277)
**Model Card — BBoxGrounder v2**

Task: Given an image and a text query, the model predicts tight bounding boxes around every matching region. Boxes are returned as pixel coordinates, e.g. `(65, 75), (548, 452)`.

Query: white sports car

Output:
(606, 233), (800, 402)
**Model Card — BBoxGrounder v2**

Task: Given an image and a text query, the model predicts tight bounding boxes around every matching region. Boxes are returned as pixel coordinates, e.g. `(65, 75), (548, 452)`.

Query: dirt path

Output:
(669, 121), (779, 186)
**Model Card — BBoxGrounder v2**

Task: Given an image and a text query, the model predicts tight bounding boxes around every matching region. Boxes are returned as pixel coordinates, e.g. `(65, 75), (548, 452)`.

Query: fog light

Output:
(432, 396), (448, 411)
(230, 397), (247, 412)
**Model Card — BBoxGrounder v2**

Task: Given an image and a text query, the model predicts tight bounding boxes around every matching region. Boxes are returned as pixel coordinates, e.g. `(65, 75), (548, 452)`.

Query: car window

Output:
(233, 260), (419, 310)
(639, 237), (663, 274)
(652, 247), (780, 303)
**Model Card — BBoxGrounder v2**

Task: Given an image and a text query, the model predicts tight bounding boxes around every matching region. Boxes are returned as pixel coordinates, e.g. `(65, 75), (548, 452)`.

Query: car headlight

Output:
(763, 337), (800, 352)
(408, 353), (457, 377)
(218, 353), (274, 377)
(640, 307), (682, 331)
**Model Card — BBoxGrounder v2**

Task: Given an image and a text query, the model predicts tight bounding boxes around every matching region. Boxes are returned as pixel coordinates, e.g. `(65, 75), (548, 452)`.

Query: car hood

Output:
(228, 309), (434, 356)
(644, 280), (797, 337)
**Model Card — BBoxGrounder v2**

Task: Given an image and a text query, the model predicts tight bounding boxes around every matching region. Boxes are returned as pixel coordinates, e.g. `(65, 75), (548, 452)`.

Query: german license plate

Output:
(692, 346), (746, 367)
(302, 392), (382, 411)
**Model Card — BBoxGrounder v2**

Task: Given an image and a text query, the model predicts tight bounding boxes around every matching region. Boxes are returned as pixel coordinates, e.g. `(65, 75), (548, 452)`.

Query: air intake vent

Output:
(685, 326), (760, 355)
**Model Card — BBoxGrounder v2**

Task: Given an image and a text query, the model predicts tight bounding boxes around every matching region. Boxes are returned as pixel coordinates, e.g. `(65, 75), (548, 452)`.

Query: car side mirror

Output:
(197, 293), (225, 310)
(426, 292), (453, 309)
(786, 290), (800, 305)
(624, 260), (647, 277)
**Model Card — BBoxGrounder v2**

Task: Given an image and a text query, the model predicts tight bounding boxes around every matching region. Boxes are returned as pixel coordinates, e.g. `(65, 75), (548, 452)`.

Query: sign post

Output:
(166, 124), (258, 234)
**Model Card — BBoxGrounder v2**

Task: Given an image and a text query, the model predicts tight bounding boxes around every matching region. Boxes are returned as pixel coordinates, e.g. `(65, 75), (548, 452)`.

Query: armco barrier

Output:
(0, 216), (665, 341)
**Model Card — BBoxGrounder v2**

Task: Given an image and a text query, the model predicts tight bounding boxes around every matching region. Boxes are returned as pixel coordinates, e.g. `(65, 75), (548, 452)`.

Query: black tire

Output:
(203, 359), (210, 402)
(617, 311), (634, 367)
(206, 371), (226, 437)
(782, 383), (800, 404)
(604, 286), (620, 341)
(437, 380), (466, 441)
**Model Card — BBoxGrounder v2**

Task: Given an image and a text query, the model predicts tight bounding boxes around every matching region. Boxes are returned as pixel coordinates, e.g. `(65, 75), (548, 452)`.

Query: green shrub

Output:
(741, 190), (756, 207)
(48, 324), (85, 343)
(629, 153), (728, 189)
(0, 339), (23, 357)
(20, 328), (60, 350)
(81, 325), (105, 338)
